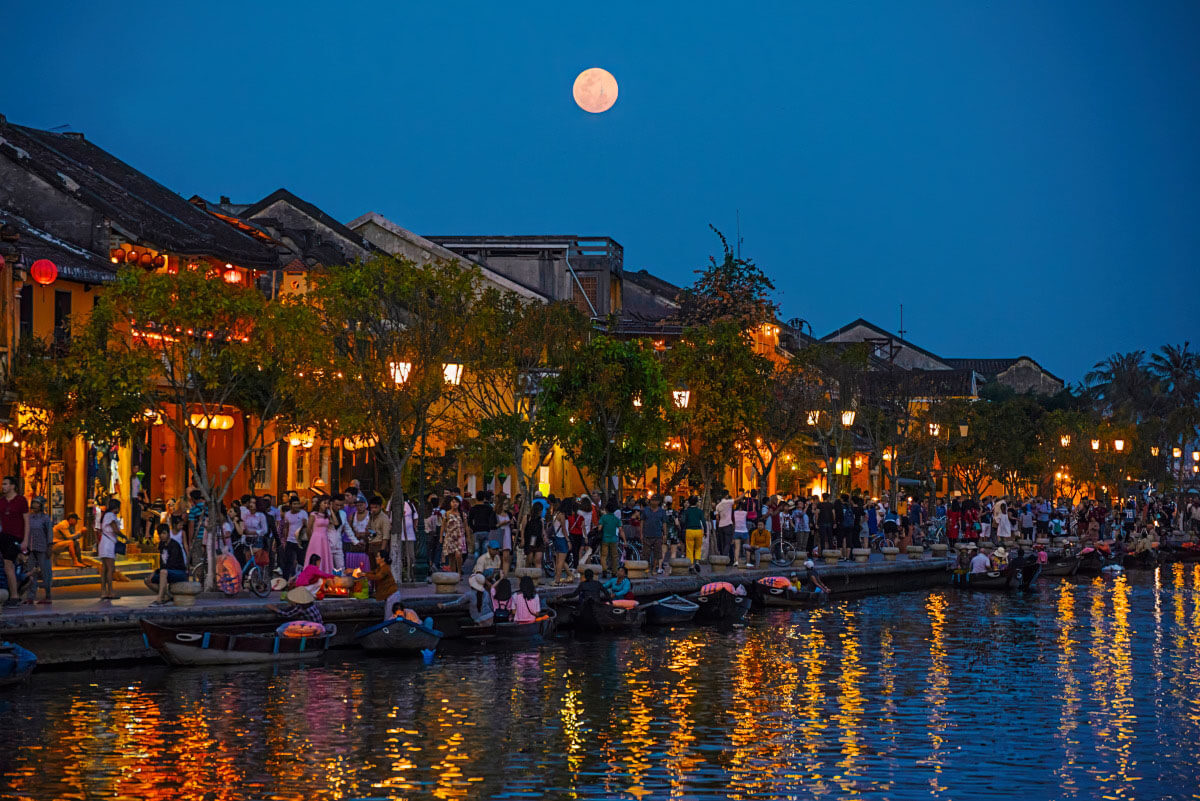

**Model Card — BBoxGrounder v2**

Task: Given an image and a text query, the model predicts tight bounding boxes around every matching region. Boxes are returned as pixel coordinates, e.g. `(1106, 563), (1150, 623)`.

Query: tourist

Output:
(439, 572), (494, 625)
(327, 496), (353, 572)
(147, 522), (189, 606)
(641, 495), (667, 575)
(268, 587), (323, 625)
(714, 490), (734, 561)
(816, 493), (835, 555)
(292, 554), (334, 595)
(97, 497), (123, 601)
(562, 567), (610, 603)
(523, 503), (545, 571)
(440, 495), (467, 574)
(603, 565), (632, 599)
(366, 550), (398, 603)
(280, 497), (308, 579)
(303, 496), (335, 574)
(1019, 503), (1035, 540)
(22, 498), (53, 605)
(0, 476), (28, 607)
(797, 559), (830, 593)
(474, 539), (504, 576)
(681, 496), (706, 573)
(549, 501), (571, 584)
(495, 496), (514, 574)
(185, 489), (208, 565)
(512, 574), (542, 622)
(598, 499), (623, 578)
(393, 494), (418, 582)
(51, 513), (87, 568)
(969, 547), (993, 574)
(748, 518), (771, 566)
(468, 491), (497, 558)
(993, 500), (1012, 540)
(491, 576), (515, 621)
(569, 496), (590, 575)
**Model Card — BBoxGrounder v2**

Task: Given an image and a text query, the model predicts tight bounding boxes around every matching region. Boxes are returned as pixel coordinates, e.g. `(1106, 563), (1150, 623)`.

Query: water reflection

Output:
(2, 570), (1200, 800)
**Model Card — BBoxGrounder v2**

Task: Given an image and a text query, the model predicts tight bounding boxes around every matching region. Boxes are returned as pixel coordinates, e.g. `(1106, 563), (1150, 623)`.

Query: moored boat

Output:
(954, 568), (1014, 590)
(456, 608), (558, 642)
(642, 595), (699, 625)
(0, 641), (37, 687)
(1040, 556), (1080, 577)
(576, 598), (645, 632)
(355, 615), (443, 654)
(140, 618), (337, 666)
(751, 576), (829, 608)
(689, 582), (751, 624)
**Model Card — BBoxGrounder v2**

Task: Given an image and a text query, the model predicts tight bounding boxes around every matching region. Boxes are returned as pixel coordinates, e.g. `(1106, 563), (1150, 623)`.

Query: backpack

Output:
(841, 506), (855, 529)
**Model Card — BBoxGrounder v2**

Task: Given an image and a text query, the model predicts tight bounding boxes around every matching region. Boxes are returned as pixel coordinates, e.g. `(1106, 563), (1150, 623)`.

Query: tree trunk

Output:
(388, 452), (413, 582)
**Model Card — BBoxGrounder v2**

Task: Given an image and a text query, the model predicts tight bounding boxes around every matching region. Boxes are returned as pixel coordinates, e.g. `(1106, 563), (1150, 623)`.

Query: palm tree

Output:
(1149, 342), (1199, 400)
(1084, 351), (1153, 423)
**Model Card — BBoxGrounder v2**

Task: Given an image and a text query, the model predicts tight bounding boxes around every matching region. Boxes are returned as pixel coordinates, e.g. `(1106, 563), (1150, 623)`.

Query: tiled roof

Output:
(0, 208), (117, 285)
(942, 357), (1020, 376)
(0, 119), (278, 268)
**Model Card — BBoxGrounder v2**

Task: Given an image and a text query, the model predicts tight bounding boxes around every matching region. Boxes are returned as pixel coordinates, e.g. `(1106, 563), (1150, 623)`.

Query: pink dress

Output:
(512, 593), (541, 623)
(304, 514), (333, 572)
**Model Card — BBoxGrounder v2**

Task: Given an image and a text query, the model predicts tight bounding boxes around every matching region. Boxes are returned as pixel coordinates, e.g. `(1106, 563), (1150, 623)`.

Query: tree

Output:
(669, 322), (773, 510)
(793, 342), (869, 497)
(738, 359), (816, 493)
(299, 255), (482, 581)
(538, 335), (669, 501)
(674, 227), (778, 330)
(457, 294), (590, 529)
(1084, 351), (1154, 424)
(19, 265), (310, 590)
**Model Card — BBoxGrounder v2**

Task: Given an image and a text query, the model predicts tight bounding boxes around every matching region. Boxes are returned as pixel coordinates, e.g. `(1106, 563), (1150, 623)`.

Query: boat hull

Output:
(690, 589), (751, 624)
(1041, 557), (1080, 577)
(643, 595), (699, 625)
(576, 599), (645, 632)
(140, 619), (335, 667)
(355, 617), (443, 654)
(0, 642), (37, 687)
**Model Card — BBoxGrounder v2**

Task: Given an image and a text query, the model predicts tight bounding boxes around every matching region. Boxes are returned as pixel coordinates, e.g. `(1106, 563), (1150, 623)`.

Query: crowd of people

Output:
(2, 470), (1199, 612)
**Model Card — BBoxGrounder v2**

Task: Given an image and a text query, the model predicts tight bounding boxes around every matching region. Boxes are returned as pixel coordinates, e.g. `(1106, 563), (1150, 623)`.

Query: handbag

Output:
(114, 535), (127, 556)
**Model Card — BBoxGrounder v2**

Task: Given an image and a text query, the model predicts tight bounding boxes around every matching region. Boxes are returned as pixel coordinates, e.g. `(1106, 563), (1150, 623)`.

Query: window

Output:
(18, 285), (32, 340)
(253, 448), (272, 490)
(572, 275), (598, 316)
(54, 290), (72, 348)
(293, 447), (306, 487)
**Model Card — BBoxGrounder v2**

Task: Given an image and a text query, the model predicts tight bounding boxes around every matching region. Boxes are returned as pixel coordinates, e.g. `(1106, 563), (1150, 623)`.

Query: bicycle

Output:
(190, 540), (271, 598)
(770, 532), (796, 566)
(925, 516), (948, 545)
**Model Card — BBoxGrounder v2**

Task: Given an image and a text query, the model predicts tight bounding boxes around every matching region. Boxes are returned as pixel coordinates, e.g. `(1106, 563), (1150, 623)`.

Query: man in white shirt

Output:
(714, 491), (734, 561)
(328, 496), (352, 572)
(281, 497), (308, 579)
(970, 549), (993, 574)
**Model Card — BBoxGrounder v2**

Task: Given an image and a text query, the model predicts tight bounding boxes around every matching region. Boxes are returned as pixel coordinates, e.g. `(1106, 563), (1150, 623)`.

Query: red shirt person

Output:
(0, 475), (29, 607)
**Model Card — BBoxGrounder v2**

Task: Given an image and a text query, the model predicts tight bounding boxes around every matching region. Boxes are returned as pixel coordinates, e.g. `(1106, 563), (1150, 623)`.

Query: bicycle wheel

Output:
(190, 561), (207, 586)
(771, 540), (795, 566)
(246, 565), (270, 598)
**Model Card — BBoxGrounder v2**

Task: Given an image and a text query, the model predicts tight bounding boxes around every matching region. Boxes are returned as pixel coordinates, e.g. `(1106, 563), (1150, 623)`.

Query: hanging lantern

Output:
(0, 427), (12, 445)
(959, 424), (969, 437)
(189, 413), (211, 430)
(30, 259), (58, 286)
(138, 252), (154, 269)
(223, 266), (243, 284)
(152, 254), (166, 269)
(109, 248), (126, 263)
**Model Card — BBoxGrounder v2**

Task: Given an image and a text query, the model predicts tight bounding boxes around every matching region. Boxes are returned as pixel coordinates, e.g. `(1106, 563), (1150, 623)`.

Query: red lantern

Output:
(109, 248), (126, 263)
(138, 252), (154, 269)
(223, 267), (242, 284)
(30, 259), (57, 286)
(153, 254), (166, 269)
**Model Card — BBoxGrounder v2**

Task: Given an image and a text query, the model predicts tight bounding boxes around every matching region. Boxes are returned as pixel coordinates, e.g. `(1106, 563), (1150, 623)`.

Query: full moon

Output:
(573, 67), (618, 113)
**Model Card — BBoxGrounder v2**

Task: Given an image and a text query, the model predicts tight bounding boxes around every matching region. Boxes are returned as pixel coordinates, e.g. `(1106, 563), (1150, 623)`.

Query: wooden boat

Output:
(1075, 548), (1109, 576)
(0, 642), (36, 687)
(1123, 550), (1158, 570)
(1016, 563), (1041, 590)
(140, 618), (337, 666)
(456, 608), (558, 642)
(751, 576), (829, 608)
(642, 595), (699, 625)
(575, 598), (645, 632)
(355, 616), (443, 655)
(689, 583), (751, 624)
(954, 568), (1014, 590)
(1040, 556), (1080, 577)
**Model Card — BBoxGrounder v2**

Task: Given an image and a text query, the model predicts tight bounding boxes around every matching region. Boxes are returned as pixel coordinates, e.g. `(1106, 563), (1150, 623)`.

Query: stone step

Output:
(50, 558), (158, 587)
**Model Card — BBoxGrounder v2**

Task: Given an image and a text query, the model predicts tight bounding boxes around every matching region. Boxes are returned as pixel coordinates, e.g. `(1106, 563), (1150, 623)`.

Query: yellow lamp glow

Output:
(1113, 439), (1124, 452)
(389, 361), (412, 384)
(1060, 435), (1071, 447)
(841, 410), (856, 427)
(1091, 439), (1100, 451)
(443, 362), (464, 385)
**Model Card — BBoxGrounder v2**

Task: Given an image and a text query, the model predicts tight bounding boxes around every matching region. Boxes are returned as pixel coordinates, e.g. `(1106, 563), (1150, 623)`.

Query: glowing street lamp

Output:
(1113, 439), (1124, 452)
(806, 411), (820, 426)
(841, 410), (856, 427)
(1150, 446), (1160, 457)
(442, 362), (464, 385)
(1091, 439), (1100, 451)
(1173, 447), (1182, 459)
(672, 388), (691, 409)
(1193, 450), (1200, 463)
(928, 423), (941, 437)
(959, 423), (969, 437)
(1060, 434), (1071, 447)
(389, 361), (412, 384)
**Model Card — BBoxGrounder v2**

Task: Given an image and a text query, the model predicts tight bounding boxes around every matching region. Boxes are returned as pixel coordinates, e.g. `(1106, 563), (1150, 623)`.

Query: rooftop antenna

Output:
(898, 304), (906, 340)
(735, 209), (743, 260)
(48, 123), (72, 132)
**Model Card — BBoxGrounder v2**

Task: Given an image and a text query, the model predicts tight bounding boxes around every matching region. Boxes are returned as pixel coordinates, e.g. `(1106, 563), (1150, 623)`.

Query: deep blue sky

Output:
(4, 1), (1199, 382)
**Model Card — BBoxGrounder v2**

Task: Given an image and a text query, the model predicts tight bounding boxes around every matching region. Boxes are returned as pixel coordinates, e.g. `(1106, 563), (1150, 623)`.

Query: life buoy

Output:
(611, 599), (638, 609)
(700, 582), (735, 596)
(757, 576), (791, 590)
(277, 620), (325, 638)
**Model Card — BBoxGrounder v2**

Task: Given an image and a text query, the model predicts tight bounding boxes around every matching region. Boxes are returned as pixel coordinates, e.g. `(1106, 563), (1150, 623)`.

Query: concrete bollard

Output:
(431, 572), (461, 594)
(669, 557), (692, 576)
(930, 543), (949, 559)
(851, 548), (871, 564)
(624, 560), (650, 580)
(708, 555), (731, 574)
(822, 549), (841, 565)
(513, 567), (542, 586)
(169, 581), (202, 607)
(881, 546), (900, 562)
(906, 545), (925, 560)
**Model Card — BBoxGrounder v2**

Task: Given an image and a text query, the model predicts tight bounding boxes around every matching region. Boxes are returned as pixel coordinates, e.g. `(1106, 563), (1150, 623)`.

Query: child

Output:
(748, 519), (771, 566)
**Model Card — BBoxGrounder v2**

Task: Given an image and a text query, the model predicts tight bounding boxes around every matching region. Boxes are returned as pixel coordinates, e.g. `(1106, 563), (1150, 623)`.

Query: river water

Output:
(3, 565), (1200, 801)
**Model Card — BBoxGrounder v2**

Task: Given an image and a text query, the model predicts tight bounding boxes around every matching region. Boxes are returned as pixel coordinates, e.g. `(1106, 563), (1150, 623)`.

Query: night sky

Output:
(4, 1), (1198, 381)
